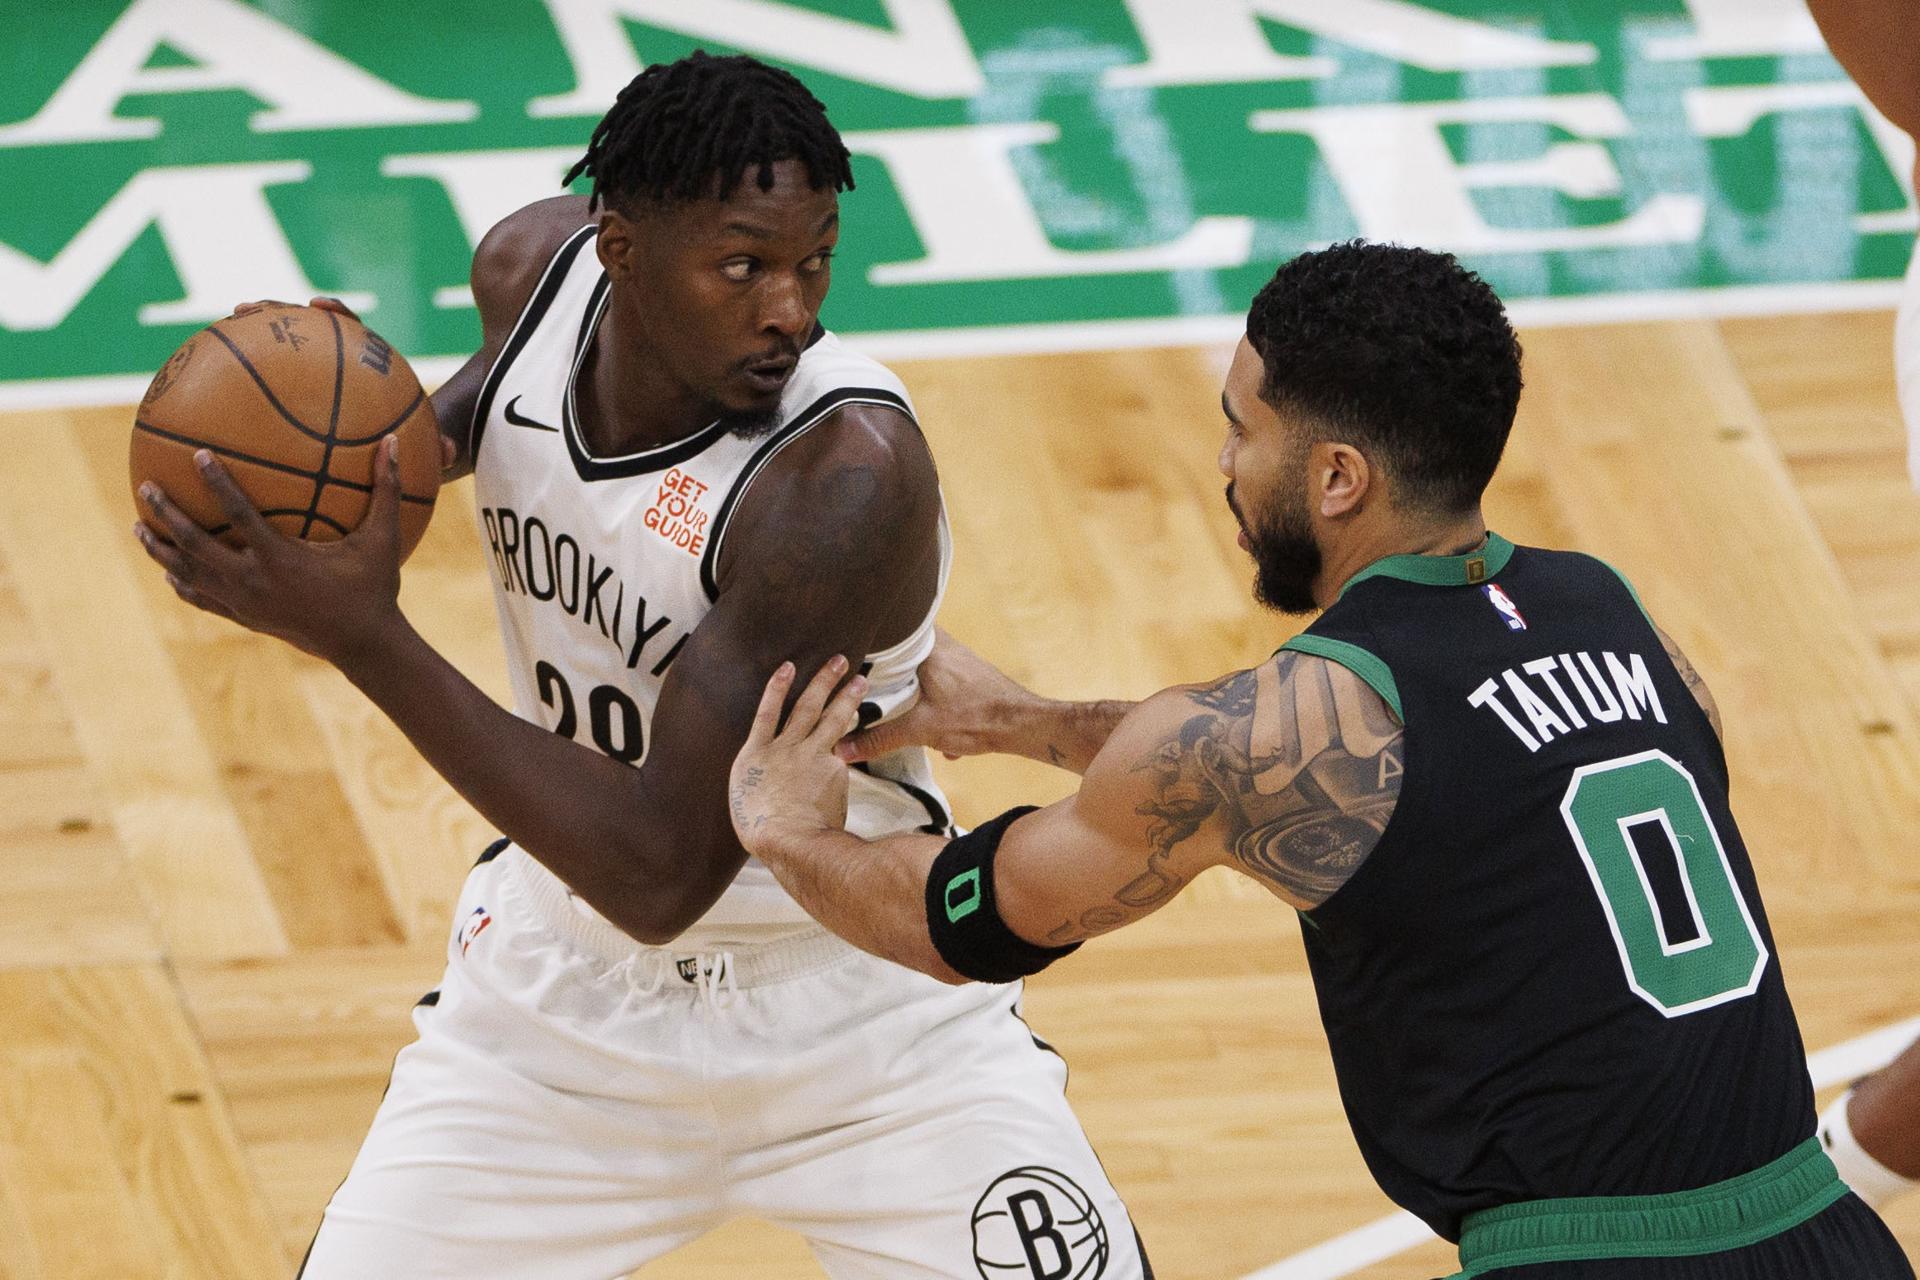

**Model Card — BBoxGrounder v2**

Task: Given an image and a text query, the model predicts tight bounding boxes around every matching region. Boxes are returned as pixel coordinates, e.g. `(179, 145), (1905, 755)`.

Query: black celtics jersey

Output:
(1286, 534), (1813, 1243)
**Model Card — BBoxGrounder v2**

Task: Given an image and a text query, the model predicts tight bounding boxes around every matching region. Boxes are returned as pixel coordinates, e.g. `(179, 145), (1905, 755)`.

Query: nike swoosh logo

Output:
(504, 396), (558, 432)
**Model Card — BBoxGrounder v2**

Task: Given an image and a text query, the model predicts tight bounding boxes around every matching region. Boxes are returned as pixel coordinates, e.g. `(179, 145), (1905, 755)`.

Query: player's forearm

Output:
(994, 694), (1136, 774)
(751, 824), (963, 982)
(334, 612), (739, 942)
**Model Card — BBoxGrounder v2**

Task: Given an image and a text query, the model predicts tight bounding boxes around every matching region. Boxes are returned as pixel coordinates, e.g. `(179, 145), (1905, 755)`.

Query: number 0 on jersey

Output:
(1559, 749), (1769, 1018)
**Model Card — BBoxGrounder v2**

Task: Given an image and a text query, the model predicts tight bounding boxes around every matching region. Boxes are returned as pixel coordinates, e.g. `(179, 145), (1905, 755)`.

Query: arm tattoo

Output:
(729, 766), (767, 834)
(1046, 652), (1404, 941)
(1040, 700), (1136, 774)
(1656, 625), (1722, 739)
(1187, 673), (1258, 717)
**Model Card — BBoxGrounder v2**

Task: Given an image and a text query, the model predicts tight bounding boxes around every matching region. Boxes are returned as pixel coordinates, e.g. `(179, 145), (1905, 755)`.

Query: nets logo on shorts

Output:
(971, 1166), (1108, 1279)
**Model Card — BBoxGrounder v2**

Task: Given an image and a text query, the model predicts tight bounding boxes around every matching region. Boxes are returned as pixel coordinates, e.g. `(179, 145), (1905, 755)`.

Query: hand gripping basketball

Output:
(134, 436), (409, 666)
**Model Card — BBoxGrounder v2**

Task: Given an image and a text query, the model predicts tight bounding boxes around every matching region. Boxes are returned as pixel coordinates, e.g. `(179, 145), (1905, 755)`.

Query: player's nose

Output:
(759, 272), (810, 338)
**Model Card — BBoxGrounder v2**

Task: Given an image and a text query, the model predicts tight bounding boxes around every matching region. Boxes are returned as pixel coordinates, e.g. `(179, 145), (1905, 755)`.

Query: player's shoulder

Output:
(744, 393), (937, 527)
(711, 331), (938, 592)
(1096, 653), (1401, 798)
(1515, 544), (1652, 620)
(1475, 539), (1622, 590)
(761, 331), (931, 489)
(711, 411), (941, 603)
(469, 196), (597, 333)
(1082, 652), (1403, 905)
(1141, 649), (1392, 733)
(786, 329), (916, 421)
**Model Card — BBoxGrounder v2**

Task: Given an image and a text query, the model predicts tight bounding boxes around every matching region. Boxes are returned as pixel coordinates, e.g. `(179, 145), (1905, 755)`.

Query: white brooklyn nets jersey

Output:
(468, 224), (954, 947)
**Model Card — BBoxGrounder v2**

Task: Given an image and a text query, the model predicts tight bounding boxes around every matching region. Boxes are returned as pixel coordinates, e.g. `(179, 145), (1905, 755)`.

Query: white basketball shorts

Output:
(297, 843), (1151, 1280)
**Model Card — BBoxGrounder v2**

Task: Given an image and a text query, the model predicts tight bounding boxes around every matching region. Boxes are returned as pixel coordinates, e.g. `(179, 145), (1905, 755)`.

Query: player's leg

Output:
(1820, 1034), (1920, 1207)
(298, 846), (724, 1279)
(722, 949), (1152, 1280)
(1898, 228), (1920, 491)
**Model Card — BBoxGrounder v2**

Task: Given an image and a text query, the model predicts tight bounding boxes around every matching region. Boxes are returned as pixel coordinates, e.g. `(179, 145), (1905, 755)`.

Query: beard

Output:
(720, 401), (784, 439)
(1230, 481), (1323, 615)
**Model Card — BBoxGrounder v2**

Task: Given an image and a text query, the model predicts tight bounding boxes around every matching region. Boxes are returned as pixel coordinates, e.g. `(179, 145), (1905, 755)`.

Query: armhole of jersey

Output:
(466, 223), (597, 467)
(696, 386), (915, 602)
(851, 760), (954, 836)
(1279, 634), (1404, 723)
(1591, 555), (1653, 625)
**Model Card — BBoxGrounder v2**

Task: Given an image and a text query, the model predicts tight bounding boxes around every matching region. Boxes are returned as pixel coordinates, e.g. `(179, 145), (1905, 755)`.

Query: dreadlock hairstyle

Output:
(564, 51), (855, 212)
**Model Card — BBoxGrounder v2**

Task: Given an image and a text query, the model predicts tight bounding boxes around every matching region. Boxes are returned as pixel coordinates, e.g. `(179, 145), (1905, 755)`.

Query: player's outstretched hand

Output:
(730, 656), (867, 856)
(133, 437), (407, 666)
(835, 628), (1034, 763)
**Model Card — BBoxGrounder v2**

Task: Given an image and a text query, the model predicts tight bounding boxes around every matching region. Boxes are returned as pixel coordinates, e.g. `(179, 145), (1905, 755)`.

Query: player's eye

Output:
(720, 258), (757, 282)
(801, 249), (835, 274)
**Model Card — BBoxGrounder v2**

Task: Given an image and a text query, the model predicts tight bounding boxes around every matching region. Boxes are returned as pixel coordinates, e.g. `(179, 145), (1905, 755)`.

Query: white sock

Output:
(1820, 1090), (1918, 1209)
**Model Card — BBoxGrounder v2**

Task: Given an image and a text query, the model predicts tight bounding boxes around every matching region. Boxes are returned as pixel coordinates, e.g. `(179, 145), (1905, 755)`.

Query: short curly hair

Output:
(564, 51), (854, 211)
(1246, 241), (1522, 514)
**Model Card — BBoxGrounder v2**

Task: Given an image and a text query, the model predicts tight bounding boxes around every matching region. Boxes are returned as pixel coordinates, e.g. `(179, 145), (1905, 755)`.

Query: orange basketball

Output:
(130, 304), (440, 560)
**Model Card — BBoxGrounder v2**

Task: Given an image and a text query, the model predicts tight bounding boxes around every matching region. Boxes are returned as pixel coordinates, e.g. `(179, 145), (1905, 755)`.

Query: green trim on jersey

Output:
(1279, 635), (1403, 722)
(1443, 1138), (1847, 1278)
(1593, 556), (1654, 624)
(1339, 533), (1516, 598)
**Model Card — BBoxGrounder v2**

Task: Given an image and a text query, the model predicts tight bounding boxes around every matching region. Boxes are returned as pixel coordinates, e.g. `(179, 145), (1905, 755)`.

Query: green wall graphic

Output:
(0, 0), (1912, 395)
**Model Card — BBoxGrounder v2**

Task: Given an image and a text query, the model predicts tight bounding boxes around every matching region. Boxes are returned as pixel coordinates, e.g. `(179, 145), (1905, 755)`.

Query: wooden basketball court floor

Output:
(0, 308), (1916, 1278)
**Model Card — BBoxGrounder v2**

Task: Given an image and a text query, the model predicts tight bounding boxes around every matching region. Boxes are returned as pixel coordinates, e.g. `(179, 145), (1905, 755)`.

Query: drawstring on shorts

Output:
(689, 952), (737, 1011)
(600, 948), (739, 1010)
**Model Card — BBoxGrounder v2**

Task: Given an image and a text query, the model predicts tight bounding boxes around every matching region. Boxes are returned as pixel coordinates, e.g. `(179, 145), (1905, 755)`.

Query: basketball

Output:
(130, 303), (440, 560)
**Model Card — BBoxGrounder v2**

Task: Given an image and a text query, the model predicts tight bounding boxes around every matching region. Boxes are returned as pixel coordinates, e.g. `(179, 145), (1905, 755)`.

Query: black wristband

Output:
(925, 805), (1081, 984)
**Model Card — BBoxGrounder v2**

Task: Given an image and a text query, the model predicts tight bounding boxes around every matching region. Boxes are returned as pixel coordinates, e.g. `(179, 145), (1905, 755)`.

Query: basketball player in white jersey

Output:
(133, 52), (1151, 1280)
(1805, 0), (1920, 1209)
(1809, 0), (1920, 491)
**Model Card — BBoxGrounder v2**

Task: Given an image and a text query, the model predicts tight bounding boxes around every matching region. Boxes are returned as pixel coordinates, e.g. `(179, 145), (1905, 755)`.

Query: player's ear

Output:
(1316, 441), (1371, 519)
(596, 207), (639, 281)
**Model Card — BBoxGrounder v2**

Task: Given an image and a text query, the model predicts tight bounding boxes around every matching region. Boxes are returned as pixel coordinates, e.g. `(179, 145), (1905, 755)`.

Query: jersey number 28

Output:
(535, 660), (645, 764)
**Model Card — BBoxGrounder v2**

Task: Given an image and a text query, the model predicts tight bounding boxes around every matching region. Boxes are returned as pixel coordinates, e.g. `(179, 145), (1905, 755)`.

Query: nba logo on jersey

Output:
(458, 906), (492, 956)
(1484, 583), (1527, 631)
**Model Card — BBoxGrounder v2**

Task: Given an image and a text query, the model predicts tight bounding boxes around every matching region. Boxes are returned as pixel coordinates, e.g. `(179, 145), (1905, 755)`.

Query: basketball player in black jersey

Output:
(135, 52), (1151, 1279)
(729, 243), (1917, 1277)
